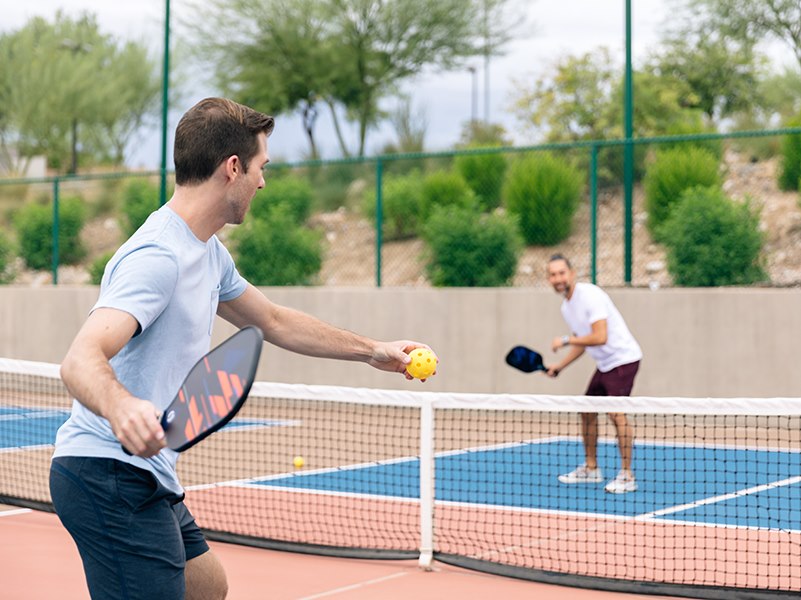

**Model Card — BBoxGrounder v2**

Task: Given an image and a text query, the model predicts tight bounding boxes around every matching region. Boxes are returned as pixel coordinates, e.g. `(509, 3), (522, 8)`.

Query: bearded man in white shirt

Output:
(545, 254), (642, 494)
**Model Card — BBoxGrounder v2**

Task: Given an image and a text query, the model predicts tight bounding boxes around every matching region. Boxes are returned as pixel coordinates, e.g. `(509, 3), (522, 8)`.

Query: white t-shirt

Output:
(53, 205), (248, 494)
(561, 282), (642, 373)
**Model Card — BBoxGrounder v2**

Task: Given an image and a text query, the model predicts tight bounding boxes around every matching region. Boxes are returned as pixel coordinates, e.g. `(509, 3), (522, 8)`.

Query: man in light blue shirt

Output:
(51, 98), (434, 600)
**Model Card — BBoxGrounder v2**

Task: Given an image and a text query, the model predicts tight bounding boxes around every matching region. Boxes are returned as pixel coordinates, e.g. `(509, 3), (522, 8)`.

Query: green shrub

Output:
(419, 171), (477, 222)
(644, 147), (721, 239)
(503, 153), (583, 245)
(250, 176), (314, 224)
(381, 156), (430, 178)
(361, 172), (424, 241)
(0, 185), (30, 221)
(91, 176), (125, 218)
(657, 112), (724, 161)
(0, 230), (15, 283)
(121, 179), (159, 236)
(89, 251), (115, 285)
(730, 112), (781, 161)
(660, 186), (765, 286)
(454, 148), (507, 211)
(422, 204), (522, 287)
(307, 162), (370, 212)
(14, 197), (87, 270)
(778, 115), (801, 191)
(594, 144), (648, 187)
(232, 206), (322, 285)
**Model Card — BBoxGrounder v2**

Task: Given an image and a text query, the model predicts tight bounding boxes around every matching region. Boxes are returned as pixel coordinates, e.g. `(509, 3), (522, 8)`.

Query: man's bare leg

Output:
(186, 550), (228, 600)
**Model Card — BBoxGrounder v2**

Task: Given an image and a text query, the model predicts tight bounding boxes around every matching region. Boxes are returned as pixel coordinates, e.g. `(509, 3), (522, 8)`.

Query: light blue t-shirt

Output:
(53, 205), (248, 494)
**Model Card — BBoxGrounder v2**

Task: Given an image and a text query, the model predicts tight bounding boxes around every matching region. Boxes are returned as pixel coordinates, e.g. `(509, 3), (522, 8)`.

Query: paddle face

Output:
(505, 345), (546, 373)
(162, 326), (263, 452)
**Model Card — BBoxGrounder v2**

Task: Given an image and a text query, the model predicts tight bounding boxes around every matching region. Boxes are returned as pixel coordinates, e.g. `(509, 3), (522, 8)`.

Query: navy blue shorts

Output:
(585, 360), (640, 397)
(50, 456), (209, 600)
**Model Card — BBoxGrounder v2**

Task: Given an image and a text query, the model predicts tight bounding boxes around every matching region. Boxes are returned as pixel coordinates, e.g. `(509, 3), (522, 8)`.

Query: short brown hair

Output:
(173, 98), (275, 185)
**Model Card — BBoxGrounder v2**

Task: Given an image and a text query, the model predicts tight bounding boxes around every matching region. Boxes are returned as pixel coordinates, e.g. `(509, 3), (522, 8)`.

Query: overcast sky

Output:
(3, 1), (794, 168)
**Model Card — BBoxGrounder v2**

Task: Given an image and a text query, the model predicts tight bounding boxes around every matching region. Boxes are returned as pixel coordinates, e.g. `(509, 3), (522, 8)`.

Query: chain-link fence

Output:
(1, 127), (800, 288)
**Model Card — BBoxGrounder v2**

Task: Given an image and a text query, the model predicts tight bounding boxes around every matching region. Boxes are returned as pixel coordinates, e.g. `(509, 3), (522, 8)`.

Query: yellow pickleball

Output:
(293, 456), (305, 468)
(405, 348), (437, 379)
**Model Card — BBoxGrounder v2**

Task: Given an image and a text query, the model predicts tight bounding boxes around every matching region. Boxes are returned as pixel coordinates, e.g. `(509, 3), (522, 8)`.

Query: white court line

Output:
(187, 438), (801, 533)
(296, 571), (408, 599)
(192, 435), (794, 491)
(0, 410), (69, 422)
(187, 455), (423, 490)
(0, 508), (32, 517)
(471, 478), (801, 560)
(479, 475), (801, 561)
(0, 443), (54, 453)
(221, 419), (302, 432)
(638, 475), (801, 521)
(195, 438), (569, 491)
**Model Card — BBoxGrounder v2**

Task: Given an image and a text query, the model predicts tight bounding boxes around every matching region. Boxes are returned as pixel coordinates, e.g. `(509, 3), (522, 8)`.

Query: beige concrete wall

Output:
(1, 286), (798, 398)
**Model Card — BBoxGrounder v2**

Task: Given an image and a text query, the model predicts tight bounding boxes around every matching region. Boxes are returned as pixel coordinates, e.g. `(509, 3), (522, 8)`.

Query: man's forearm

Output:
(555, 345), (585, 372)
(61, 350), (131, 419)
(564, 332), (605, 347)
(264, 304), (376, 361)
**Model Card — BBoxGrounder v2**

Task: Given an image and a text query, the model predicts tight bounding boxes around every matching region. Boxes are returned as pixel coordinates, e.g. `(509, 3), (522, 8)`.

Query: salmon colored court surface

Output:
(0, 506), (686, 600)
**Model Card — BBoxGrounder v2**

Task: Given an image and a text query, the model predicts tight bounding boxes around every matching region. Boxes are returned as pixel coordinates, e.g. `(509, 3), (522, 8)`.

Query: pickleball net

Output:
(1, 356), (800, 599)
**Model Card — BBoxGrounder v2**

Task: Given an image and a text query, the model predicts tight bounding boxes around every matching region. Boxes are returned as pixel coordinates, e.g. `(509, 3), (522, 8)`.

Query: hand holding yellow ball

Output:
(405, 348), (438, 379)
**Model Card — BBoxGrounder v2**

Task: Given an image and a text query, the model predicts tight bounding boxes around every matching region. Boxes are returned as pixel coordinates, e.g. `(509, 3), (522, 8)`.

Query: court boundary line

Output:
(0, 409), (70, 421)
(0, 443), (54, 453)
(296, 571), (409, 599)
(184, 437), (801, 535)
(0, 507), (32, 517)
(215, 418), (302, 431)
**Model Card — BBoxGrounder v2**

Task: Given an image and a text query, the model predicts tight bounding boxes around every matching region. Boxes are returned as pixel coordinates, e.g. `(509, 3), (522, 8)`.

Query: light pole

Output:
(160, 0), (171, 206)
(468, 66), (478, 124)
(483, 4), (490, 123)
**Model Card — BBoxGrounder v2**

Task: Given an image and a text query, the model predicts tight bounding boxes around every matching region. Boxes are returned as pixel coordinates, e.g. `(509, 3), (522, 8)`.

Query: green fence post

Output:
(623, 0), (634, 285)
(52, 177), (60, 285)
(590, 145), (598, 284)
(375, 158), (383, 288)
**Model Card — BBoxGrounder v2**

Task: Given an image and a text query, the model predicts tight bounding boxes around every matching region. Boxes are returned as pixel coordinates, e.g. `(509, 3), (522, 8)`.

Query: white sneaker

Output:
(604, 470), (638, 494)
(558, 464), (603, 484)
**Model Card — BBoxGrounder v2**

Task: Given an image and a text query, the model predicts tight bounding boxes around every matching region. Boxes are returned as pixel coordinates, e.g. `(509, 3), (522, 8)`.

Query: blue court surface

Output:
(250, 438), (801, 531)
(6, 405), (799, 532)
(0, 408), (70, 449)
(0, 406), (294, 450)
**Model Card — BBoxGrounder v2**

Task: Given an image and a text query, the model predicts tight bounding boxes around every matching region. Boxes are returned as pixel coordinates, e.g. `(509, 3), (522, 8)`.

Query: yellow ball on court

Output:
(406, 348), (437, 379)
(293, 456), (305, 468)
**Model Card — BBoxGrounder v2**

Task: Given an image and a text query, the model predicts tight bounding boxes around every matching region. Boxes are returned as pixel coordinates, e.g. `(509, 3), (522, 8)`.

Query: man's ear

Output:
(225, 155), (241, 180)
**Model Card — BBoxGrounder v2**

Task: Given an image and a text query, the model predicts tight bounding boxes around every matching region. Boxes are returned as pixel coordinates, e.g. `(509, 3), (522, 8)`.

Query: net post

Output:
(418, 397), (434, 570)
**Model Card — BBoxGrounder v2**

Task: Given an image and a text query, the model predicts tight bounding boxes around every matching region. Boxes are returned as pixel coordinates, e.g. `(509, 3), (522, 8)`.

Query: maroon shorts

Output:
(585, 360), (640, 397)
